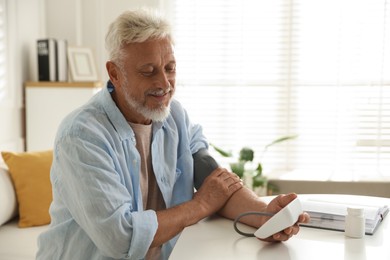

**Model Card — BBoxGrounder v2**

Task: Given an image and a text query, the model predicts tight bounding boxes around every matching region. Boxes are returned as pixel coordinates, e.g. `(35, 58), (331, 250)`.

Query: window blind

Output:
(172, 0), (390, 179)
(0, 0), (6, 100)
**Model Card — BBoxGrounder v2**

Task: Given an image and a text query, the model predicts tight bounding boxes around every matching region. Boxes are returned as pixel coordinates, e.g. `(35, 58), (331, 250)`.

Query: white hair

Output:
(105, 9), (173, 64)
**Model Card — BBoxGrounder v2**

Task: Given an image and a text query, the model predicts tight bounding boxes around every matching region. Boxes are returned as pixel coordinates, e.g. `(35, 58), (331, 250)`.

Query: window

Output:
(0, 0), (6, 101)
(172, 0), (390, 180)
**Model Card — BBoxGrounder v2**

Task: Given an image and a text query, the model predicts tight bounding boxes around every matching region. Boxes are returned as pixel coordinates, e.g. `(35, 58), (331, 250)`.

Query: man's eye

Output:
(166, 66), (176, 73)
(141, 71), (154, 76)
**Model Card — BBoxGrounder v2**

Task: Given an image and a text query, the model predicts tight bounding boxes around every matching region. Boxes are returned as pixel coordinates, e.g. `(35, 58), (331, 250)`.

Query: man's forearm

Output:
(151, 199), (207, 247)
(218, 187), (268, 228)
(152, 167), (243, 247)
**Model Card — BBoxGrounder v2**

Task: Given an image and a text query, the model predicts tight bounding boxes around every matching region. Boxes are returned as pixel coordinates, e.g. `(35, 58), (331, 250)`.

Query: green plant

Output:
(210, 135), (297, 193)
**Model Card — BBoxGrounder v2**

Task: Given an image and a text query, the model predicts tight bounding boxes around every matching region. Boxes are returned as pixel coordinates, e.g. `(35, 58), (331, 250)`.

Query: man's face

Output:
(108, 37), (176, 124)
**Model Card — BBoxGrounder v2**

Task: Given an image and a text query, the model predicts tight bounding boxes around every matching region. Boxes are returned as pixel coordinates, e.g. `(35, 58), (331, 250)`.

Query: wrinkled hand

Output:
(259, 193), (310, 242)
(194, 167), (243, 215)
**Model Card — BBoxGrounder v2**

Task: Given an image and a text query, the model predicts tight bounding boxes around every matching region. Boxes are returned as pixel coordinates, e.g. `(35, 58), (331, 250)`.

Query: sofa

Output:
(0, 151), (52, 260)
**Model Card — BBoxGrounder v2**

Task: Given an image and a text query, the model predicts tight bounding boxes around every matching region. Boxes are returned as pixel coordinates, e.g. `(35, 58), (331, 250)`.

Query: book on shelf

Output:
(300, 196), (389, 235)
(37, 39), (57, 81)
(56, 39), (68, 82)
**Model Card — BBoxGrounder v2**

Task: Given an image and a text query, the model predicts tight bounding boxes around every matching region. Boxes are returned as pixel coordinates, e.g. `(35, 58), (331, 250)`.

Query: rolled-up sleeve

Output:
(127, 211), (158, 258)
(52, 131), (158, 259)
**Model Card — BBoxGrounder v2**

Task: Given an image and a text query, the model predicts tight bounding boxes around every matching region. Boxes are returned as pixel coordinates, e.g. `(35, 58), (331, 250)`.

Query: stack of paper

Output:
(300, 197), (389, 235)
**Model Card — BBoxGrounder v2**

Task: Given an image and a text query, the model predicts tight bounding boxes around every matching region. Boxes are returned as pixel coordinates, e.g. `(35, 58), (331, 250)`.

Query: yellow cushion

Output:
(1, 150), (53, 227)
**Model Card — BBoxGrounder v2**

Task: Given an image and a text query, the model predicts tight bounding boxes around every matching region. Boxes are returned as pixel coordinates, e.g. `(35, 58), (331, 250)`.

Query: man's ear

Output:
(106, 61), (121, 85)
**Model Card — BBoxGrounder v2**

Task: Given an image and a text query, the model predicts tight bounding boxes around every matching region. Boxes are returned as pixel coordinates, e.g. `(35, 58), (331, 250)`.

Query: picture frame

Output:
(67, 46), (98, 82)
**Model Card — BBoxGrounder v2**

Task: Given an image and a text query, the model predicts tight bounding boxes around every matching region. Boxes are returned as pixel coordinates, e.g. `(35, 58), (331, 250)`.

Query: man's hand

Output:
(259, 193), (310, 242)
(193, 167), (243, 216)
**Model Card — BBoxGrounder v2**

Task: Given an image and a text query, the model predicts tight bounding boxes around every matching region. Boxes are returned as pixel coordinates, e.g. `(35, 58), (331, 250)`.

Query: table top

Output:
(169, 194), (390, 260)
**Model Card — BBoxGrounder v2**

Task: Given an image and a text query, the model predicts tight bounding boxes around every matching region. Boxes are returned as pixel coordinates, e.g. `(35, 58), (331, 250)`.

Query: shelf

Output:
(25, 81), (103, 88)
(24, 82), (102, 151)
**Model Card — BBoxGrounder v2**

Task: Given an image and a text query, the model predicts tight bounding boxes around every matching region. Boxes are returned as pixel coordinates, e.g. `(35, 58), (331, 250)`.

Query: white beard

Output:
(122, 83), (171, 122)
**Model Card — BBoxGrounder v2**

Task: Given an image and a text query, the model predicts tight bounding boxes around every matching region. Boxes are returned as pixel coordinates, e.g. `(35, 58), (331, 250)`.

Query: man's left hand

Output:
(259, 193), (310, 242)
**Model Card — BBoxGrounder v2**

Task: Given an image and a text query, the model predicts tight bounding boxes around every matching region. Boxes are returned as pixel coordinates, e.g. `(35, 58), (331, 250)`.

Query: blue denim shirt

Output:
(36, 82), (208, 260)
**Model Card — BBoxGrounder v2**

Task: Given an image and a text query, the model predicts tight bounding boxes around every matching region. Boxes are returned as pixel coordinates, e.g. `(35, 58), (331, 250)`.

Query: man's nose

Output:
(157, 72), (171, 90)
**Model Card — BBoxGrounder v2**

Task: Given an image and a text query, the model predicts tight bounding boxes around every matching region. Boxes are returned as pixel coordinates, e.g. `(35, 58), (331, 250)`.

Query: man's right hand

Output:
(193, 167), (243, 215)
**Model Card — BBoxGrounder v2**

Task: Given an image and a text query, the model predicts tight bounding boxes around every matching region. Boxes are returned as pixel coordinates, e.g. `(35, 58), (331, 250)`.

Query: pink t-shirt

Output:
(129, 122), (166, 260)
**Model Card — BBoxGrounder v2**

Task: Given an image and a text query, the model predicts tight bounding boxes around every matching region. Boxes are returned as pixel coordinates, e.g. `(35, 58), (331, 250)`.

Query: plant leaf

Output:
(264, 135), (298, 150)
(230, 161), (245, 178)
(239, 147), (254, 162)
(256, 163), (263, 175)
(210, 143), (233, 157)
(252, 173), (267, 187)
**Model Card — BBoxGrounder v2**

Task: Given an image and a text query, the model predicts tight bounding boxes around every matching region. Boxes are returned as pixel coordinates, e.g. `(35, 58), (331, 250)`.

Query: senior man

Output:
(37, 9), (309, 260)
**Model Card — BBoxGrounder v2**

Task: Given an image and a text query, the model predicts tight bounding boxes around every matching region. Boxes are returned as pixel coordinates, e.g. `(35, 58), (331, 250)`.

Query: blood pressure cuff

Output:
(192, 148), (219, 190)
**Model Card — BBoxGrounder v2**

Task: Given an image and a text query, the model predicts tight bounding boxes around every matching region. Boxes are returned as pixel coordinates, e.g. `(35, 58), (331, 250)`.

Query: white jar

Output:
(345, 207), (365, 238)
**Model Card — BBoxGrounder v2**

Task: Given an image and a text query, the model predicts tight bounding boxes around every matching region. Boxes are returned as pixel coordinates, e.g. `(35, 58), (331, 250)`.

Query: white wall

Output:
(0, 0), (44, 156)
(0, 0), (167, 156)
(45, 0), (164, 83)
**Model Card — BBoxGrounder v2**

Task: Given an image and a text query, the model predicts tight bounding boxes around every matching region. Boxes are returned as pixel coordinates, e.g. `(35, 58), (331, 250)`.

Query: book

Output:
(300, 196), (389, 235)
(37, 39), (57, 81)
(56, 39), (68, 82)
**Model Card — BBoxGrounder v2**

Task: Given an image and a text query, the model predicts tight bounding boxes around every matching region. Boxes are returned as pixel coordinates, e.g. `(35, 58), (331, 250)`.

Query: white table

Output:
(169, 195), (390, 260)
